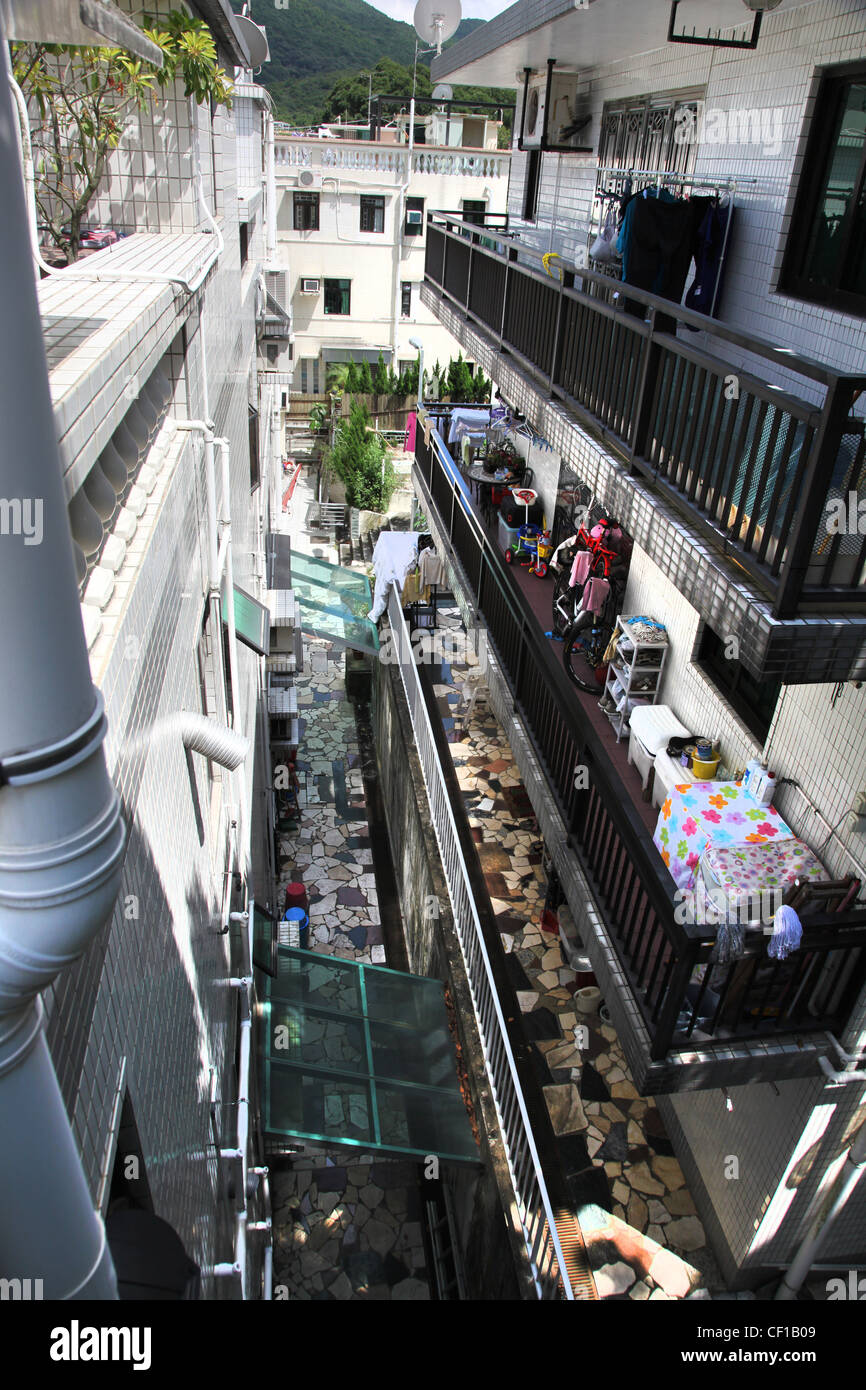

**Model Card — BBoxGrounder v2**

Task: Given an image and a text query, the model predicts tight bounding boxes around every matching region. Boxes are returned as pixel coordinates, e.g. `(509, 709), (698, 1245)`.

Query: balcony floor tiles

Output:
(267, 474), (431, 1302)
(428, 598), (726, 1296)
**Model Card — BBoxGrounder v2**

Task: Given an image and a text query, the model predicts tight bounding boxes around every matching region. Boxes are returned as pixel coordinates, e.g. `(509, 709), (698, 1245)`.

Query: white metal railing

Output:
(386, 583), (574, 1300)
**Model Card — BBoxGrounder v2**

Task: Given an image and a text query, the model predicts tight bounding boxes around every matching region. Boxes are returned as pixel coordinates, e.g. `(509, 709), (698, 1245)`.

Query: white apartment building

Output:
(274, 130), (510, 393)
(422, 0), (866, 1286)
(0, 0), (283, 1298)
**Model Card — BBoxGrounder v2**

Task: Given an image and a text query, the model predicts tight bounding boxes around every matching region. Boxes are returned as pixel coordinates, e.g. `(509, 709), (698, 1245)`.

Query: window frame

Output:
(522, 148), (541, 222)
(293, 191), (320, 232)
(779, 63), (866, 316)
(696, 625), (781, 744)
(323, 278), (351, 316)
(400, 281), (412, 317)
(404, 196), (425, 237)
(359, 195), (385, 234)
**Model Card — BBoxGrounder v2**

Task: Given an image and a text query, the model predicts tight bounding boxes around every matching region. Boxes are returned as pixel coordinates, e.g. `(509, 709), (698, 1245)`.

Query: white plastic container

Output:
(743, 759), (762, 796)
(756, 772), (776, 807)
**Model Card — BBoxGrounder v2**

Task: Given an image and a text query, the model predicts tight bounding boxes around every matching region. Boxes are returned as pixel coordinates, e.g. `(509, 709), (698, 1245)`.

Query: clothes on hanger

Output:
(570, 548), (593, 588)
(624, 192), (713, 334)
(580, 575), (610, 615)
(418, 546), (445, 589)
(684, 200), (735, 323)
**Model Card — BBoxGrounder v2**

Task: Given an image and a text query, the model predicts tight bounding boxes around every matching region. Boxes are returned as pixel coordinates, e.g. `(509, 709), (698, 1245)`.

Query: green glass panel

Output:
(261, 948), (477, 1162)
(222, 584), (270, 656)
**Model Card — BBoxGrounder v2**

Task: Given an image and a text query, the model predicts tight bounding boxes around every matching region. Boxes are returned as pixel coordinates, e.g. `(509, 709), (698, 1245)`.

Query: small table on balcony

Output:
(463, 464), (521, 525)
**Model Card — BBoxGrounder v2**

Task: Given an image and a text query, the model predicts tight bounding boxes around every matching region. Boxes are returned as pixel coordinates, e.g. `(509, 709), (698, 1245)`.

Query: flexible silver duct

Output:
(172, 713), (250, 771)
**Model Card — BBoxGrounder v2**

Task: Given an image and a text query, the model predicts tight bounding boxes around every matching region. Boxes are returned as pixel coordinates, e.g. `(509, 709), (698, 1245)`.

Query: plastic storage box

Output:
(498, 516), (521, 553)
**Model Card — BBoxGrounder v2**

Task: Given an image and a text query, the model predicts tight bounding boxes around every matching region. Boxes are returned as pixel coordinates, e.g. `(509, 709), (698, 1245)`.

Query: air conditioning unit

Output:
(522, 76), (548, 148)
(300, 278), (321, 295)
(523, 71), (592, 149)
(405, 208), (424, 227)
(296, 169), (321, 189)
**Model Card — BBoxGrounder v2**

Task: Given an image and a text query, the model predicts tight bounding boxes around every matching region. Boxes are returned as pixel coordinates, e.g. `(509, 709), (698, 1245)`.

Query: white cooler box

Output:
(627, 705), (691, 793)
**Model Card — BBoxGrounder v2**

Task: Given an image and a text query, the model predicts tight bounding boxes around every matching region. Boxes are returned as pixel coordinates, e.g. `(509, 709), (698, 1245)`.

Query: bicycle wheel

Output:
(563, 612), (614, 693)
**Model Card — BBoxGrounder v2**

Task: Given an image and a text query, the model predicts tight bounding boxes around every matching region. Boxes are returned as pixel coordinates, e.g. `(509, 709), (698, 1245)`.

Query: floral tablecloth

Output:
(703, 838), (827, 898)
(654, 781), (796, 893)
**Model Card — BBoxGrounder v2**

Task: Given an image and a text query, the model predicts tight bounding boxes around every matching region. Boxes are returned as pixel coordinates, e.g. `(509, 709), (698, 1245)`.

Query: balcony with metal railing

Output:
(421, 213), (866, 677)
(411, 413), (866, 1094)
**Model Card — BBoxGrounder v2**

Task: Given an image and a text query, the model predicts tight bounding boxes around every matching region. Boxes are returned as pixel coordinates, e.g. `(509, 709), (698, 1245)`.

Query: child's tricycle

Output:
(504, 524), (553, 577)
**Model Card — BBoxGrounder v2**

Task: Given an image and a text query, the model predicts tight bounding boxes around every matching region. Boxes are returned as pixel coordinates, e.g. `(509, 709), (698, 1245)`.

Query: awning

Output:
(291, 552), (379, 655)
(260, 948), (478, 1162)
(322, 346), (394, 364)
(223, 584), (270, 656)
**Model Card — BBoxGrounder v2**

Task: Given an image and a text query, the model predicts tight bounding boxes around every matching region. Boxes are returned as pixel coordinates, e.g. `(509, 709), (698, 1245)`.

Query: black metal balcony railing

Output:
(415, 419), (866, 1067)
(424, 213), (866, 617)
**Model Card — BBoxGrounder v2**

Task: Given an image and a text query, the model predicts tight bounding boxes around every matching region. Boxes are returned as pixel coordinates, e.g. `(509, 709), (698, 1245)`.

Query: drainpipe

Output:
(265, 111), (277, 265)
(776, 1107), (866, 1300)
(0, 58), (125, 1299)
(175, 421), (230, 737)
(218, 439), (251, 880)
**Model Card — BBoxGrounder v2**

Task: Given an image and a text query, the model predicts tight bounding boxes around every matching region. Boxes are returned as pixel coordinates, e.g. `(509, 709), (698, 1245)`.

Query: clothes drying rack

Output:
(590, 166), (760, 319)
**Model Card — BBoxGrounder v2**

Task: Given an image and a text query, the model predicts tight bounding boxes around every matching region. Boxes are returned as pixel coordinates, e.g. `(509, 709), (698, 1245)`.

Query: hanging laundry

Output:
(684, 201), (735, 324)
(624, 193), (712, 334)
(418, 546), (445, 589)
(580, 576), (610, 615)
(767, 905), (803, 961)
(570, 549), (593, 588)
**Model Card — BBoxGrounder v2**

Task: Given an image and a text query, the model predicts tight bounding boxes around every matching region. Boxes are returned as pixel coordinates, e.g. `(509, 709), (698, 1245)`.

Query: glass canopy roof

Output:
(260, 947), (478, 1163)
(290, 552), (379, 655)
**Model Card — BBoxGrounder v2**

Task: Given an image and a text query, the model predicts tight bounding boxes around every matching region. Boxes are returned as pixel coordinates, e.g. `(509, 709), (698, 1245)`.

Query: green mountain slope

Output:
(240, 2), (493, 125)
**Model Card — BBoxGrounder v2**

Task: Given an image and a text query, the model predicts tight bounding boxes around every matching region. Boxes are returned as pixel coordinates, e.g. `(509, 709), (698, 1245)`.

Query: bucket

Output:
(284, 906), (310, 950)
(693, 754), (720, 779)
(576, 985), (601, 1014)
(284, 881), (309, 915)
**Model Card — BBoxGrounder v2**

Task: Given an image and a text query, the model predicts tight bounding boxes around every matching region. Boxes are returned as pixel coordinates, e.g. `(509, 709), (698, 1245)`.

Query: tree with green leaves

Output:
(13, 11), (233, 263)
(473, 368), (490, 403)
(344, 359), (360, 393)
(372, 352), (389, 395)
(357, 360), (374, 394)
(447, 353), (475, 403)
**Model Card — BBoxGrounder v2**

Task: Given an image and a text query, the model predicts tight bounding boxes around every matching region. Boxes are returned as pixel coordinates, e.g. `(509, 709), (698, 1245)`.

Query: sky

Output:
(367, 0), (513, 24)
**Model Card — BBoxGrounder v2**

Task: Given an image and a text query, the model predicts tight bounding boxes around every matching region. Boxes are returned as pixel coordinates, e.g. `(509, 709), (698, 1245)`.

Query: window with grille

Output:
(293, 192), (320, 231)
(596, 89), (703, 185)
(401, 282), (412, 317)
(360, 195), (385, 233)
(323, 279), (350, 315)
(462, 199), (487, 226)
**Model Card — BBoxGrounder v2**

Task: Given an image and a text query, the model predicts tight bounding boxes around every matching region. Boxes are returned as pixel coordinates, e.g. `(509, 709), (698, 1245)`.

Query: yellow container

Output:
(693, 754), (720, 779)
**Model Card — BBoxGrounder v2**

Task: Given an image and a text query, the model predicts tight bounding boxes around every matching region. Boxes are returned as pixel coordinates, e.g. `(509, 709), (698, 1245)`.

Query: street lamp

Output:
(409, 335), (424, 412)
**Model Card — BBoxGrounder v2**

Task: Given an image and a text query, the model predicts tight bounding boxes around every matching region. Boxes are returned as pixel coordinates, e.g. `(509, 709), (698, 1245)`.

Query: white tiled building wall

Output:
(509, 0), (866, 400)
(39, 30), (271, 1287)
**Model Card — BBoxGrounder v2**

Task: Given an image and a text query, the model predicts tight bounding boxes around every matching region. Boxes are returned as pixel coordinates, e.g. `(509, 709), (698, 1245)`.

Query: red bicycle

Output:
(550, 514), (625, 637)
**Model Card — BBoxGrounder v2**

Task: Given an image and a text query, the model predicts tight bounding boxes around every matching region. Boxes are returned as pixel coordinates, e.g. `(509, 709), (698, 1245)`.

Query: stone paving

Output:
(271, 1156), (429, 1301)
(268, 465), (431, 1300)
(428, 600), (727, 1298)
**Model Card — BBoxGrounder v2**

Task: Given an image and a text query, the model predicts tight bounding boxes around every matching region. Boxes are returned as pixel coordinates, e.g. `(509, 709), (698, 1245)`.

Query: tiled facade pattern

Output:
(35, 21), (273, 1289)
(504, 0), (866, 401)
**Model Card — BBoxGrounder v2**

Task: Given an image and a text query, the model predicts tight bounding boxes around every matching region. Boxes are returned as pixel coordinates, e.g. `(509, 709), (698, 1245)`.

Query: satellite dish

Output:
(234, 14), (270, 69)
(432, 84), (454, 102)
(413, 0), (461, 54)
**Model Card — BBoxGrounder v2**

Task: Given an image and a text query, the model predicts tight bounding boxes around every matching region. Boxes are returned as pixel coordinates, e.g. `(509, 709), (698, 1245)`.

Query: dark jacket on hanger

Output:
(623, 193), (712, 334)
(684, 201), (735, 323)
